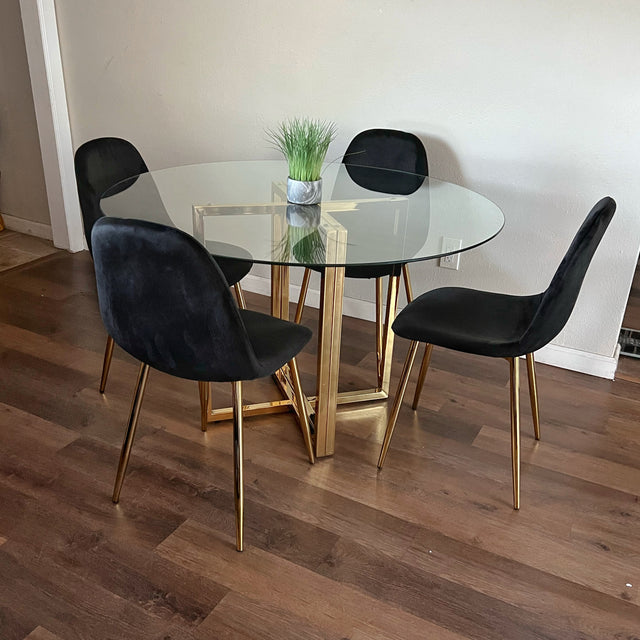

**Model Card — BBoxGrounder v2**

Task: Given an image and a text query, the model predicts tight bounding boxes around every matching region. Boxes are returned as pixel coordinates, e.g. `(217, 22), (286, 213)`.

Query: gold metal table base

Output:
(202, 213), (399, 458)
(202, 386), (391, 424)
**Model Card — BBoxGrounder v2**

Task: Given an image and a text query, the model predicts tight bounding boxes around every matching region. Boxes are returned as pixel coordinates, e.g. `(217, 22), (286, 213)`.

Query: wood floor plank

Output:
(195, 591), (337, 640)
(474, 424), (640, 496)
(0, 401), (79, 453)
(23, 627), (64, 640)
(158, 519), (472, 640)
(0, 547), (197, 640)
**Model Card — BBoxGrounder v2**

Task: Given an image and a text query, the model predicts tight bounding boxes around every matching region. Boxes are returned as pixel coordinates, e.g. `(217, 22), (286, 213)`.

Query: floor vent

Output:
(618, 327), (640, 358)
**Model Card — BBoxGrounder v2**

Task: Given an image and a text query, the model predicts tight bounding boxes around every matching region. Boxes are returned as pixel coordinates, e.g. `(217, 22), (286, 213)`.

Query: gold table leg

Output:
(315, 265), (346, 457)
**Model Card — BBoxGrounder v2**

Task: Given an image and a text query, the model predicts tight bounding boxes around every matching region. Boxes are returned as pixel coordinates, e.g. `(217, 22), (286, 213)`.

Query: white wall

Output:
(54, 0), (640, 370)
(0, 0), (50, 234)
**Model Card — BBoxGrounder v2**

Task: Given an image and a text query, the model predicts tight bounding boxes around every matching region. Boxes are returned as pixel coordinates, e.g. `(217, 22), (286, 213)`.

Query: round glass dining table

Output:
(100, 160), (504, 457)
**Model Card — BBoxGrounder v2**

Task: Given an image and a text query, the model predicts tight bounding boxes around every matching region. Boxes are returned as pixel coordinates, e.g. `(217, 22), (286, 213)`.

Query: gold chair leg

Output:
(198, 381), (210, 432)
(508, 357), (521, 510)
(112, 362), (150, 503)
(412, 343), (433, 410)
(100, 335), (115, 393)
(378, 275), (400, 393)
(378, 340), (420, 469)
(294, 268), (312, 324)
(525, 353), (541, 440)
(375, 278), (384, 385)
(232, 380), (244, 551)
(288, 358), (315, 464)
(234, 283), (247, 310)
(402, 263), (414, 303)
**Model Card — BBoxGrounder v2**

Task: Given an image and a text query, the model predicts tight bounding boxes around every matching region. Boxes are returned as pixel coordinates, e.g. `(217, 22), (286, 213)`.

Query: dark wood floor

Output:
(1, 247), (639, 639)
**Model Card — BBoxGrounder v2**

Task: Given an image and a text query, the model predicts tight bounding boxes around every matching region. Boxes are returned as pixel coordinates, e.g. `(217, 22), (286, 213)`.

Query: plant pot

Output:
(286, 204), (321, 228)
(287, 177), (322, 205)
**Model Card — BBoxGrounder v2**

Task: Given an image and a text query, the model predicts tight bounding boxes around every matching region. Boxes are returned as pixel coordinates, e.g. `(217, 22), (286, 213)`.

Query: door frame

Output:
(20, 0), (84, 252)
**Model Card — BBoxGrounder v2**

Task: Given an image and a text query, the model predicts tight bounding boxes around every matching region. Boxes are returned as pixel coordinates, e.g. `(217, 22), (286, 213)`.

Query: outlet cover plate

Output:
(439, 237), (463, 270)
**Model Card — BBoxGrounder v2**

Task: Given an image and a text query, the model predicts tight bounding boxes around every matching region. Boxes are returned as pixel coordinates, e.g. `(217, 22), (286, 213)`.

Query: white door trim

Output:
(20, 0), (84, 252)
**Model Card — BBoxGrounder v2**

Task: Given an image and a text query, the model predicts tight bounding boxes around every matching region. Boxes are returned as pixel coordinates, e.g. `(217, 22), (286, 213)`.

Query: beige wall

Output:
(0, 0), (50, 228)
(54, 0), (640, 364)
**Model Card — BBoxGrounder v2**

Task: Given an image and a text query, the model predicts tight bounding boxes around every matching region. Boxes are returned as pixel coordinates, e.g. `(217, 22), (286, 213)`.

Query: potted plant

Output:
(267, 117), (337, 205)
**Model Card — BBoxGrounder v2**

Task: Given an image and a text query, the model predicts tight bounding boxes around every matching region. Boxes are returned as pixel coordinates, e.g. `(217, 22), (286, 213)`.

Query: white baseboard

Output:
(242, 273), (379, 322)
(242, 274), (620, 379)
(1, 213), (53, 240)
(533, 342), (619, 380)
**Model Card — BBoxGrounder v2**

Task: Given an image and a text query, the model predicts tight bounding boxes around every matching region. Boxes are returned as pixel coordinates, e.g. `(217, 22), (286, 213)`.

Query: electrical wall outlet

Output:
(439, 237), (463, 270)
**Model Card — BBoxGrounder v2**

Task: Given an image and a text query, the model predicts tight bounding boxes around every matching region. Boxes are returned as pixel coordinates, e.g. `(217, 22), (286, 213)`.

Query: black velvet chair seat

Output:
(75, 136), (253, 397)
(93, 219), (311, 384)
(393, 288), (542, 358)
(91, 217), (314, 552)
(295, 129), (428, 392)
(378, 197), (616, 512)
(238, 309), (312, 380)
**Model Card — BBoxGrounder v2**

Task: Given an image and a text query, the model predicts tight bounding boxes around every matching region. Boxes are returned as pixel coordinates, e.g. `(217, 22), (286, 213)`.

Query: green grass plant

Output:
(267, 118), (337, 181)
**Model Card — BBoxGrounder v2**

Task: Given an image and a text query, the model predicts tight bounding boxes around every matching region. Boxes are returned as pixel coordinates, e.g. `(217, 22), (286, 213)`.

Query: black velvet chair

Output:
(91, 217), (314, 551)
(74, 137), (252, 394)
(295, 128), (428, 390)
(377, 197), (616, 510)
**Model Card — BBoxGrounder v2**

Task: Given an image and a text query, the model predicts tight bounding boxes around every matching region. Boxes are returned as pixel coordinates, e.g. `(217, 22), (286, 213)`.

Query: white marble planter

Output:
(287, 177), (322, 205)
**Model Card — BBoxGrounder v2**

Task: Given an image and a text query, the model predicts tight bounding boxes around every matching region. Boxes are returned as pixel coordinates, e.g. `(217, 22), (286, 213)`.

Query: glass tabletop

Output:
(100, 160), (504, 268)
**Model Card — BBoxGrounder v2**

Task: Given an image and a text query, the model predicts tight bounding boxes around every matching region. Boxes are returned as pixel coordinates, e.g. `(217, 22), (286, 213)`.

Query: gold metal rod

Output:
(525, 352), (541, 440)
(378, 275), (400, 395)
(112, 362), (150, 503)
(330, 388), (389, 404)
(198, 381), (210, 432)
(99, 335), (115, 394)
(271, 264), (290, 320)
(232, 381), (244, 551)
(207, 399), (293, 423)
(288, 358), (315, 464)
(272, 367), (316, 425)
(402, 264), (414, 303)
(315, 265), (346, 457)
(509, 357), (521, 510)
(375, 277), (384, 385)
(378, 340), (419, 469)
(234, 283), (247, 310)
(412, 343), (433, 410)
(209, 385), (391, 426)
(294, 268), (312, 324)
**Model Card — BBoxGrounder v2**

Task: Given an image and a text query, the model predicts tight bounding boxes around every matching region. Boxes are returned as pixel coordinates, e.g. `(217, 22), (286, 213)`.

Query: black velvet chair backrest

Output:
(519, 196), (616, 354)
(91, 217), (263, 382)
(342, 128), (428, 195)
(74, 137), (149, 253)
